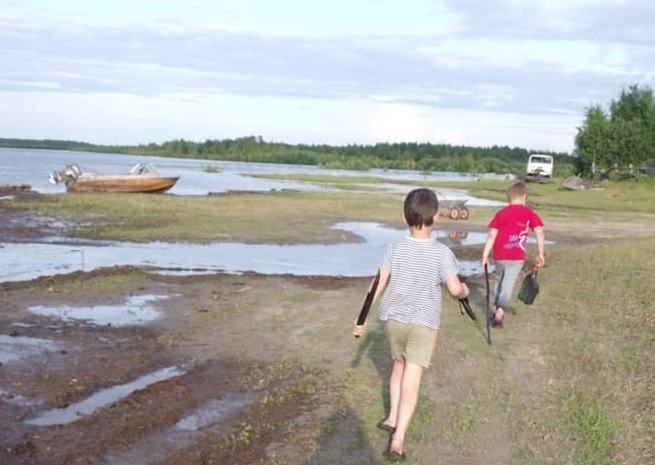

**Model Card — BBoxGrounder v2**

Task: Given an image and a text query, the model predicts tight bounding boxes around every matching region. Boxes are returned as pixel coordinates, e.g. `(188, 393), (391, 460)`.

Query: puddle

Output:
(27, 294), (168, 326)
(174, 393), (255, 430)
(0, 388), (39, 407)
(0, 334), (61, 364)
(104, 392), (256, 465)
(1, 223), (495, 282)
(1, 220), (552, 282)
(25, 366), (184, 426)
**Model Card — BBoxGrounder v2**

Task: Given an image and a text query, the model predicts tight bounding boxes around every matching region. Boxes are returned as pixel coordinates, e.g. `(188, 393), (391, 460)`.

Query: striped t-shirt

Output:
(377, 236), (460, 330)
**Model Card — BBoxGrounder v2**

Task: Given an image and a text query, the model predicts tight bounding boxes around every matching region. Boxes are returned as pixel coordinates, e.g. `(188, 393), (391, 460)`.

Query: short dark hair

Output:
(404, 188), (439, 228)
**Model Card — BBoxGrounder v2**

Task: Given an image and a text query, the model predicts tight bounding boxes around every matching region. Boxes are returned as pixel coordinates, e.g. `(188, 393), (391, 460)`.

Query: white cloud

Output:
(368, 104), (428, 143)
(0, 0), (652, 153)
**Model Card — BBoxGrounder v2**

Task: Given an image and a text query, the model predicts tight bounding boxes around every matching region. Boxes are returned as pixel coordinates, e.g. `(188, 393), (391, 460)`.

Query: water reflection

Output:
(27, 294), (169, 326)
(0, 388), (38, 406)
(104, 392), (255, 465)
(26, 366), (184, 426)
(0, 334), (61, 364)
(1, 223), (489, 283)
(175, 393), (255, 431)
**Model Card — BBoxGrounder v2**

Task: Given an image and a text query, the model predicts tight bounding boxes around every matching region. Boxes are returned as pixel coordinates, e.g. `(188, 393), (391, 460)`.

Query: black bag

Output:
(518, 268), (540, 305)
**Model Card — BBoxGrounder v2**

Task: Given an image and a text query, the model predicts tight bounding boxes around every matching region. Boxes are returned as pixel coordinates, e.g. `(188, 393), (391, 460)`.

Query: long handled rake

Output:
(484, 264), (491, 345)
(458, 265), (492, 346)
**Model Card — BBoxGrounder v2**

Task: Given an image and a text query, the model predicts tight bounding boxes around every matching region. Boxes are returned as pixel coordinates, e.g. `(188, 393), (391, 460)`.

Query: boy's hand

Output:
(353, 321), (367, 338)
(458, 282), (470, 300)
(535, 254), (545, 267)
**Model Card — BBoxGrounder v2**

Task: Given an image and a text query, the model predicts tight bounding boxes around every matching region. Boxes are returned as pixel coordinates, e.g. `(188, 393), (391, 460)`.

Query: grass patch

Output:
(30, 269), (149, 296)
(520, 236), (655, 464)
(201, 164), (221, 173)
(7, 178), (655, 244)
(565, 399), (618, 465)
(444, 397), (481, 441)
(474, 178), (655, 214)
(7, 191), (401, 243)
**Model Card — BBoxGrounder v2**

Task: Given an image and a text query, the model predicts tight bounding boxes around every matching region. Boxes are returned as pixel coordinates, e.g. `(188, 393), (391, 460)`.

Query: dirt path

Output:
(1, 189), (653, 465)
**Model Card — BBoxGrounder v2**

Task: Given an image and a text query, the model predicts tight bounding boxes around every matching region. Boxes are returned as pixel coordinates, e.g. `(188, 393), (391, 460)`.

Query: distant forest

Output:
(0, 137), (579, 177)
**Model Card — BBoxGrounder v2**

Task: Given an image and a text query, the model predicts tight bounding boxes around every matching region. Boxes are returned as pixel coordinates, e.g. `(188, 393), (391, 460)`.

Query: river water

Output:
(0, 147), (507, 199)
(0, 147), (505, 281)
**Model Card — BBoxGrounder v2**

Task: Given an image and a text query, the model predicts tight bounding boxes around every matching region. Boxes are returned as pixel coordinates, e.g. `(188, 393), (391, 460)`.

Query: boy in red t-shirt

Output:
(482, 180), (545, 327)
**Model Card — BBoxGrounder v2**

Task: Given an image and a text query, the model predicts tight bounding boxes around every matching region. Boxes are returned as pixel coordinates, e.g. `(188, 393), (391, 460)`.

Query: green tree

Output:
(577, 84), (655, 173)
(457, 152), (475, 173)
(609, 84), (655, 166)
(575, 104), (610, 174)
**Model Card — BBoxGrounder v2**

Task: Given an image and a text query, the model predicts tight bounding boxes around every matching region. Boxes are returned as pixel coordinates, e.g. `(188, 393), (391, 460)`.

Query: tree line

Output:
(0, 136), (576, 178)
(127, 138), (579, 176)
(575, 84), (655, 176)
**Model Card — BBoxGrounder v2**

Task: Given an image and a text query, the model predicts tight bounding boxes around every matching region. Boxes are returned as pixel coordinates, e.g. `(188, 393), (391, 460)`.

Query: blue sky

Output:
(1, 0), (653, 153)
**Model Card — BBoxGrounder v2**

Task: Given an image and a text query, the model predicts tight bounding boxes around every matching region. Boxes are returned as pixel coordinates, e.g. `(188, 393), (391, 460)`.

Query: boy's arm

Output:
(352, 268), (389, 337)
(445, 274), (469, 300)
(374, 268), (390, 302)
(481, 228), (498, 267)
(533, 225), (545, 267)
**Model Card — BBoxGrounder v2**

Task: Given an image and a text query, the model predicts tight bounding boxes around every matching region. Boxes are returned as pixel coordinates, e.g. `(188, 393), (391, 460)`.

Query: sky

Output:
(1, 0), (653, 154)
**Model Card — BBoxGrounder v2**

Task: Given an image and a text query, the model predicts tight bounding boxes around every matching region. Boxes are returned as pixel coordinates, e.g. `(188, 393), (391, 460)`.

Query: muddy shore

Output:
(0, 189), (388, 465)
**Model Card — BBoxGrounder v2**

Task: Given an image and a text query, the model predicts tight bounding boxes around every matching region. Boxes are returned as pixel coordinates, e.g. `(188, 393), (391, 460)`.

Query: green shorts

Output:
(385, 320), (438, 368)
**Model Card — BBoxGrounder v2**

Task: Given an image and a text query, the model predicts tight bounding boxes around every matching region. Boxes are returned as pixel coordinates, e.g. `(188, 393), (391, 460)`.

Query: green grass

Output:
(7, 191), (402, 243)
(200, 164), (222, 173)
(504, 236), (655, 464)
(565, 398), (618, 465)
(8, 177), (655, 245)
(31, 268), (149, 295)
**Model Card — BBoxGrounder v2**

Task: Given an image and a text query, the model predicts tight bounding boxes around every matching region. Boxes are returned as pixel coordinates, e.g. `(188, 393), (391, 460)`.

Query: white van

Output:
(526, 154), (553, 178)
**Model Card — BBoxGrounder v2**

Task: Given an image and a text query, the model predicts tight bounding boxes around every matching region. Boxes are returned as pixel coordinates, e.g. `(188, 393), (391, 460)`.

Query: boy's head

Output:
(506, 180), (529, 204)
(403, 188), (439, 228)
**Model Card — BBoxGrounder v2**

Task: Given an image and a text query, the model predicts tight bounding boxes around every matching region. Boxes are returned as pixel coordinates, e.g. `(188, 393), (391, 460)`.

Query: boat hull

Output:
(64, 174), (179, 193)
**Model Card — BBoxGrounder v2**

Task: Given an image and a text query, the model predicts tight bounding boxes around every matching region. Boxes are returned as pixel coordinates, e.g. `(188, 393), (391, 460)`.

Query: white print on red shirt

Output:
(503, 220), (531, 251)
(518, 220), (531, 251)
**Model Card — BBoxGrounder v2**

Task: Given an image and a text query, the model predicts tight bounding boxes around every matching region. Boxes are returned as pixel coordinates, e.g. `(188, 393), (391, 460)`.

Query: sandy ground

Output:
(1, 187), (653, 465)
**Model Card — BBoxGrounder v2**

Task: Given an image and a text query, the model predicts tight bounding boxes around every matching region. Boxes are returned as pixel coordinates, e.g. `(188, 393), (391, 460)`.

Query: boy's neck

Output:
(509, 194), (527, 205)
(409, 225), (433, 239)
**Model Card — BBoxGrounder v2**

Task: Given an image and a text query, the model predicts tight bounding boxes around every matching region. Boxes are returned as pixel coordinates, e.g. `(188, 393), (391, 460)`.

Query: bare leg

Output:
(383, 358), (404, 428)
(389, 360), (424, 454)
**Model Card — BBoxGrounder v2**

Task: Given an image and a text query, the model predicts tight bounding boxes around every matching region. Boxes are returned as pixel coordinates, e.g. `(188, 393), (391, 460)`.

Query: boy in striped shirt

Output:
(353, 188), (469, 461)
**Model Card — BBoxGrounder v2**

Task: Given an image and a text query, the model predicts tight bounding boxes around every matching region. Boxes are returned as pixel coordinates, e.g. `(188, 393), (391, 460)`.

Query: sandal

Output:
(383, 449), (406, 462)
(376, 420), (396, 433)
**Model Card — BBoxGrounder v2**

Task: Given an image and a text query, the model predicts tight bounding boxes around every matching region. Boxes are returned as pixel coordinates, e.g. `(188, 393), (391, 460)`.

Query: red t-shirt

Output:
(488, 204), (543, 261)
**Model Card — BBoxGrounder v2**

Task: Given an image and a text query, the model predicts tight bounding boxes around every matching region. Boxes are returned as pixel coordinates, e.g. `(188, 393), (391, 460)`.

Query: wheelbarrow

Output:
(439, 199), (469, 220)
